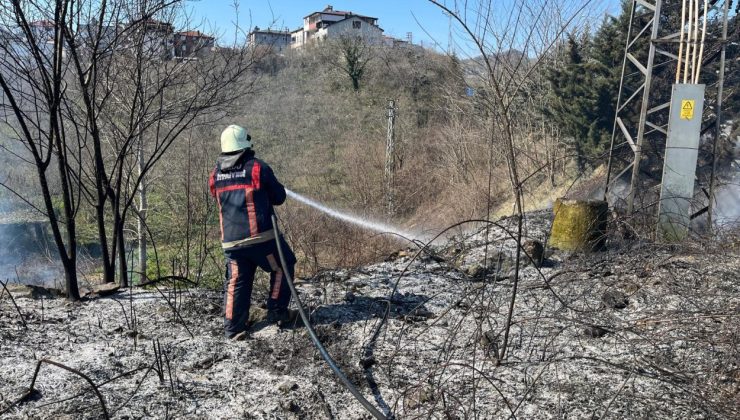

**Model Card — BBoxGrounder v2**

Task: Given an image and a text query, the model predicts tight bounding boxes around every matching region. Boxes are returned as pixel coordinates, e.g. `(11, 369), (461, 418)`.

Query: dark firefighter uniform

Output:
(209, 147), (296, 339)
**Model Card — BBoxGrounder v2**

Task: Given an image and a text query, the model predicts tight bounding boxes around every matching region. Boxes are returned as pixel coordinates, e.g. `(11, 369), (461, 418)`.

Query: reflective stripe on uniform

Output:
(225, 260), (239, 320)
(272, 270), (283, 299)
(251, 161), (261, 190)
(216, 194), (224, 241)
(245, 188), (259, 237)
(266, 254), (282, 299)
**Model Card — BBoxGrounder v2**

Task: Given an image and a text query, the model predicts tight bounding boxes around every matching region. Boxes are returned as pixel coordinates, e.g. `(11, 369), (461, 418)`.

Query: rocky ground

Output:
(0, 211), (739, 419)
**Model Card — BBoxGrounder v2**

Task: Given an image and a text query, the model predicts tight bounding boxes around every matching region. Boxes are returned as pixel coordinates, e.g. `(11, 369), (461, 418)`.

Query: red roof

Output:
(176, 30), (213, 39)
(30, 20), (55, 28)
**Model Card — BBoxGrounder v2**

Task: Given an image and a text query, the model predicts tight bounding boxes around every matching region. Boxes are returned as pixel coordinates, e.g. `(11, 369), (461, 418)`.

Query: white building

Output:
(248, 28), (291, 51)
(137, 19), (174, 61)
(28, 20), (58, 60)
(315, 15), (383, 44)
(291, 5), (383, 48)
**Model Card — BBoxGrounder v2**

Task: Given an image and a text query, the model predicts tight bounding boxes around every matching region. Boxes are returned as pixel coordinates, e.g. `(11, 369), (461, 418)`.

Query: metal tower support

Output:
(626, 0), (663, 214)
(604, 0), (668, 212)
(604, 0), (731, 221)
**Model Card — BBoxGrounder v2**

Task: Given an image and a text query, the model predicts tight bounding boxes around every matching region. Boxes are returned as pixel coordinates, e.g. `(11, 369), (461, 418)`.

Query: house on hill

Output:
(28, 20), (58, 58)
(174, 30), (215, 59)
(248, 28), (291, 51)
(138, 18), (174, 60)
(28, 20), (55, 42)
(291, 5), (383, 48)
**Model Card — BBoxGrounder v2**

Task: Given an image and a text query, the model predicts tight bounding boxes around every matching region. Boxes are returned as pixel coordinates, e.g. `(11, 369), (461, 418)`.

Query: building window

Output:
(353, 21), (361, 29)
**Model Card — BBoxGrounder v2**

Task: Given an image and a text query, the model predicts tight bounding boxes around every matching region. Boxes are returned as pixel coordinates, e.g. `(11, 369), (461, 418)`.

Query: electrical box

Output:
(657, 84), (705, 241)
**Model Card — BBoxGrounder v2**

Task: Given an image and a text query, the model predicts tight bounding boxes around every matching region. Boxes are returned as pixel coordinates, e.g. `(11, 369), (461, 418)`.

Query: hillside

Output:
(1, 1), (738, 418)
(1, 212), (738, 419)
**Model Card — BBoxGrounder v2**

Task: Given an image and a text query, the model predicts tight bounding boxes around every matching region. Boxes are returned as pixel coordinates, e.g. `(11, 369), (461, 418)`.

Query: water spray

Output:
(286, 189), (421, 241)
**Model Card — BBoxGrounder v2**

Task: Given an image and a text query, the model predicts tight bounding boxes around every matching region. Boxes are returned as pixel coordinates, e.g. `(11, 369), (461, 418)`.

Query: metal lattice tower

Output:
(603, 0), (732, 227)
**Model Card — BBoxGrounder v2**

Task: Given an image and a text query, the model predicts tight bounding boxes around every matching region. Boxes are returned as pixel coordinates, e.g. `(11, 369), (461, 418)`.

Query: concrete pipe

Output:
(548, 199), (608, 252)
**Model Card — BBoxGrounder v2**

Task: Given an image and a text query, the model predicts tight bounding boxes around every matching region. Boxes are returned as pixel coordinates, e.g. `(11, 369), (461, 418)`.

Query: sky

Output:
(185, 0), (621, 55)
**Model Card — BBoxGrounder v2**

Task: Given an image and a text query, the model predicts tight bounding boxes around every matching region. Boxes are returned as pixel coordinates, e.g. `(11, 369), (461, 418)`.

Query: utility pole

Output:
(445, 11), (453, 55)
(385, 99), (397, 217)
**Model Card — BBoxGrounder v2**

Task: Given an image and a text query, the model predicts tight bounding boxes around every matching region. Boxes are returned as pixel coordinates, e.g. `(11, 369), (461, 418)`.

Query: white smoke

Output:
(712, 132), (740, 228)
(713, 184), (740, 226)
(0, 202), (62, 286)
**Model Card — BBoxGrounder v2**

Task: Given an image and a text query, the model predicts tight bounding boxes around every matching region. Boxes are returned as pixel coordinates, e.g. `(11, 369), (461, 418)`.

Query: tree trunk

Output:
(137, 137), (147, 284)
(36, 165), (79, 301)
(117, 220), (128, 288)
(574, 139), (585, 173)
(111, 193), (128, 288)
(97, 205), (115, 283)
(62, 256), (81, 301)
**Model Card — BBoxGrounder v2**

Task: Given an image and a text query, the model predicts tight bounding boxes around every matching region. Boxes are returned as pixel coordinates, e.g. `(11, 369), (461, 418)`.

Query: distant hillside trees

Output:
(545, 34), (614, 172)
(544, 1), (632, 172)
(545, 0), (738, 175)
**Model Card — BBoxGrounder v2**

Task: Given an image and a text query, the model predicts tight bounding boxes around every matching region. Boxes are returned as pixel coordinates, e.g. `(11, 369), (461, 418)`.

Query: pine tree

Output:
(544, 1), (634, 173)
(545, 35), (598, 171)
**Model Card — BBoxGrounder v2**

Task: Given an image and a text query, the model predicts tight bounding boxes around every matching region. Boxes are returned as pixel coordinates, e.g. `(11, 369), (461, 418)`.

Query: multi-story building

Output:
(6, 18), (220, 63)
(28, 20), (57, 59)
(174, 30), (215, 59)
(291, 5), (383, 48)
(78, 22), (119, 55)
(247, 28), (291, 51)
(140, 18), (174, 60)
(28, 20), (55, 43)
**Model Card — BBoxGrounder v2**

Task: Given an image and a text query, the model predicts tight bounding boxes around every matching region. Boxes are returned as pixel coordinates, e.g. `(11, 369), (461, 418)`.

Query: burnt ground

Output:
(0, 212), (738, 419)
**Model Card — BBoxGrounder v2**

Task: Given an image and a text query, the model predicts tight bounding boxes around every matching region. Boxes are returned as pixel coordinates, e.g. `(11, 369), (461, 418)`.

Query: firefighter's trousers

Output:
(222, 237), (296, 338)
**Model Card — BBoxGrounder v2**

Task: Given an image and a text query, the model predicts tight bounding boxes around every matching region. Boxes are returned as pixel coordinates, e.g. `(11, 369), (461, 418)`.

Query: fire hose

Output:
(270, 215), (388, 420)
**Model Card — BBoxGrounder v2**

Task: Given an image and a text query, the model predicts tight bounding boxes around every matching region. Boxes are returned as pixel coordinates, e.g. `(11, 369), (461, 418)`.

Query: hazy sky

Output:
(185, 0), (621, 54)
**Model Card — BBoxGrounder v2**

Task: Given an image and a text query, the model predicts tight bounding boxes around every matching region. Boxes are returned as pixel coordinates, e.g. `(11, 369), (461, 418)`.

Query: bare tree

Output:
(321, 34), (374, 91)
(426, 0), (595, 360)
(0, 0), (81, 300)
(1, 0), (263, 292)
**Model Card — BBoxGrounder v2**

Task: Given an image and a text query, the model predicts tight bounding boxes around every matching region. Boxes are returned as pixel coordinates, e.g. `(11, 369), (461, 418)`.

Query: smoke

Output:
(285, 189), (424, 242)
(0, 206), (62, 286)
(712, 134), (740, 228)
(713, 182), (740, 227)
(712, 120), (740, 228)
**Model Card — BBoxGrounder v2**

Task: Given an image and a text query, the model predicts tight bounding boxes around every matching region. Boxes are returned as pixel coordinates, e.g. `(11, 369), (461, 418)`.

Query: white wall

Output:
(317, 17), (383, 45)
(291, 30), (305, 49)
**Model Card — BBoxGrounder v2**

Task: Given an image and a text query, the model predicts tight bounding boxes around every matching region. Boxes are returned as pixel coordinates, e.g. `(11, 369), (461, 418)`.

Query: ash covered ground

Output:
(1, 211), (739, 419)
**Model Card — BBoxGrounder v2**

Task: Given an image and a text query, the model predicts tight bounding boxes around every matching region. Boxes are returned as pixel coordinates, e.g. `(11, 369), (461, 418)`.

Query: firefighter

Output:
(209, 124), (298, 340)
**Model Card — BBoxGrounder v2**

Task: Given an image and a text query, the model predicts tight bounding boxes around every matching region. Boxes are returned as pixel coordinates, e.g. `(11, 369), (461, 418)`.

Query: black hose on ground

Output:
(270, 215), (388, 420)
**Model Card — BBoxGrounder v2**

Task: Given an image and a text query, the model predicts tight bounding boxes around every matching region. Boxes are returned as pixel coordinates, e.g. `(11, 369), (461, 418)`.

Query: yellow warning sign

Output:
(680, 100), (695, 120)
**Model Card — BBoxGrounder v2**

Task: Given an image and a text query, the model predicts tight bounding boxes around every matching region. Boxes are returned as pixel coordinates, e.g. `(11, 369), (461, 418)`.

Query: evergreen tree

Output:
(544, 1), (634, 172)
(545, 35), (613, 172)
